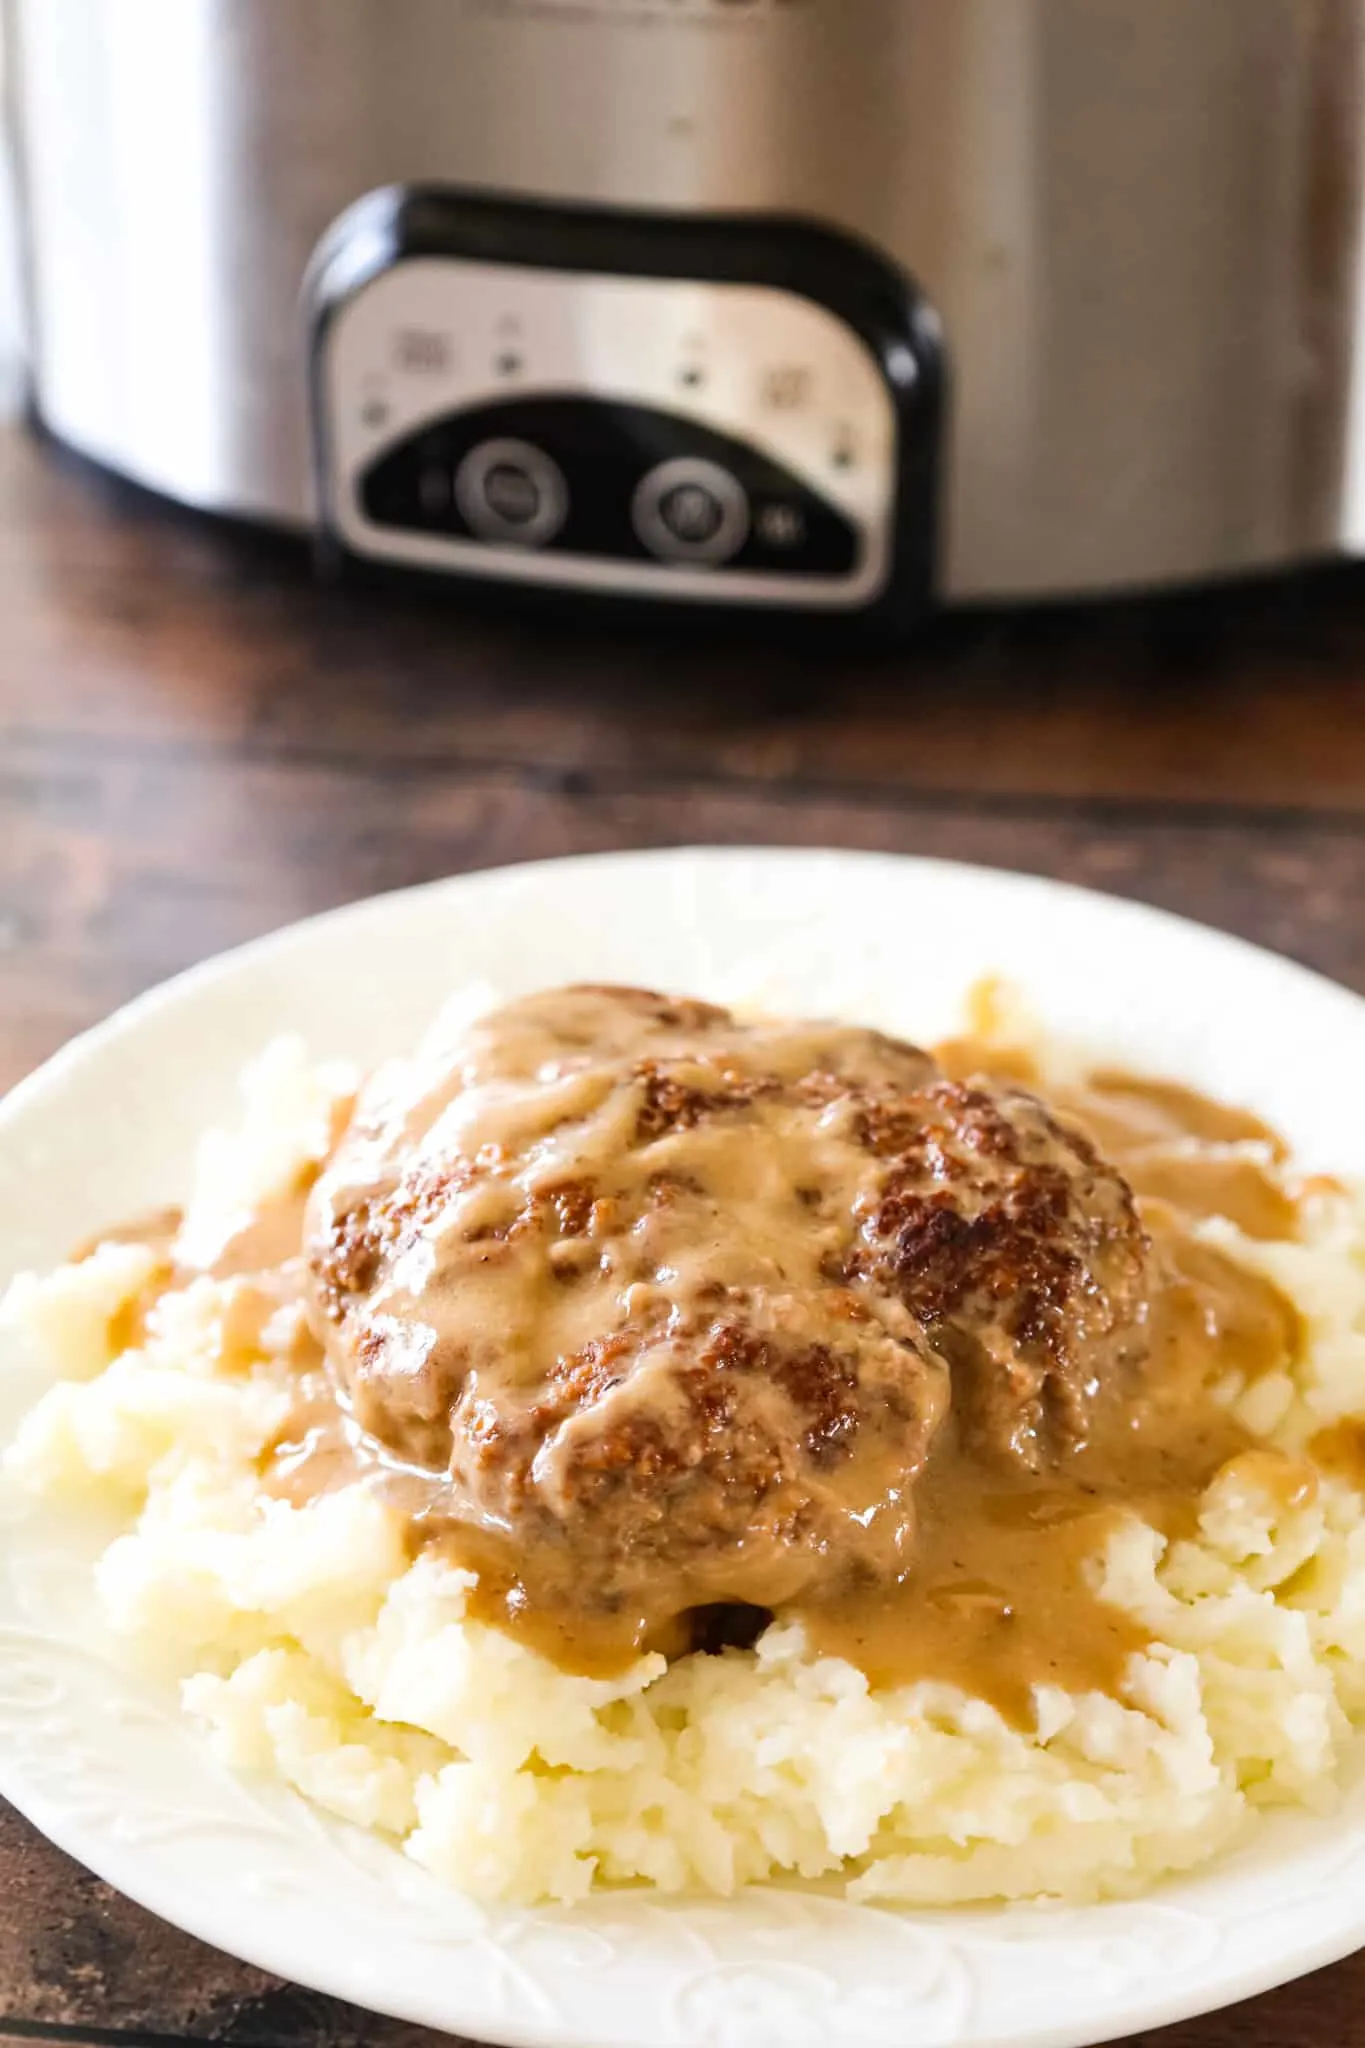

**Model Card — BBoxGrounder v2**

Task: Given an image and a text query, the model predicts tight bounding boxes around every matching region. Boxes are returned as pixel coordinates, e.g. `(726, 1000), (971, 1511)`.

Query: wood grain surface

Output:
(5, 415), (1365, 2047)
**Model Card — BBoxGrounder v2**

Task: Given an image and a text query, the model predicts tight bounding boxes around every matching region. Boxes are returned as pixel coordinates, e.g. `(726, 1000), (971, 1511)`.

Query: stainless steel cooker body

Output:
(8, 0), (1365, 608)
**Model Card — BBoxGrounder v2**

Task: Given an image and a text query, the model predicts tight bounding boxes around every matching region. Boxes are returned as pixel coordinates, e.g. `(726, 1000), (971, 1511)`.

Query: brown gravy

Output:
(1310, 1416), (1365, 1489)
(938, 1044), (1299, 1243)
(90, 1018), (1314, 1727)
(77, 1205), (184, 1355)
(799, 1194), (1298, 1719)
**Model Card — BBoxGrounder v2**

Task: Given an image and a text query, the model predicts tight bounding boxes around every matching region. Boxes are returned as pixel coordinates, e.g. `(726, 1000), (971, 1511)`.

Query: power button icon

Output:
(632, 458), (750, 566)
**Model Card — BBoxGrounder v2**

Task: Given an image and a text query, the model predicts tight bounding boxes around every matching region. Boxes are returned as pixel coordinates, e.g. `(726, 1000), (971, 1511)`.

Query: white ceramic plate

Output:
(4, 847), (1365, 2048)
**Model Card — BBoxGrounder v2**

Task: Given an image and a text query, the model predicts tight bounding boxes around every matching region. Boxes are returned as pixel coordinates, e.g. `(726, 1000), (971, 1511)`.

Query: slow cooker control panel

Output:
(310, 192), (942, 617)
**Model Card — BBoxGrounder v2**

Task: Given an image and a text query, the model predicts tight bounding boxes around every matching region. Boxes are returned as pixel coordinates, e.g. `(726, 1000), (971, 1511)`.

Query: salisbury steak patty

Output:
(304, 986), (1150, 1627)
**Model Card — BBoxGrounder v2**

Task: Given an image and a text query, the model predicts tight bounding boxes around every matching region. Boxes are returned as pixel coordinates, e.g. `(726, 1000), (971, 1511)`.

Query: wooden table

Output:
(5, 412), (1365, 2047)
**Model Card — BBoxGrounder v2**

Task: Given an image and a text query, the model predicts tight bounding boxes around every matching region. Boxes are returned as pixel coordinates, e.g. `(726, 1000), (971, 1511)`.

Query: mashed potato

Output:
(6, 1028), (1365, 1907)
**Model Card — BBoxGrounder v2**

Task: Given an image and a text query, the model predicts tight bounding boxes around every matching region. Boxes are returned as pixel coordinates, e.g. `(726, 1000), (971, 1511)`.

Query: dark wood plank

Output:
(6, 731), (1365, 1094)
(7, 423), (1365, 814)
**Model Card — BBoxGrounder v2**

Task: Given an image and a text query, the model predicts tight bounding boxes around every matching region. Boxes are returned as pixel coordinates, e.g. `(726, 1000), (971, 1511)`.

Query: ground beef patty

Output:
(304, 986), (1150, 1635)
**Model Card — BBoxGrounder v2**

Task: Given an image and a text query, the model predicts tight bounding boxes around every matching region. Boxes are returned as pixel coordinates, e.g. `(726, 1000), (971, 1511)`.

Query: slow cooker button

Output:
(454, 440), (568, 547)
(658, 481), (726, 547)
(483, 462), (542, 527)
(632, 458), (750, 566)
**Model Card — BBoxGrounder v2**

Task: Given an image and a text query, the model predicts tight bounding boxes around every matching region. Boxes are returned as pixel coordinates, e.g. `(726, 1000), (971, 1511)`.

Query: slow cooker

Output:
(7, 0), (1365, 622)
